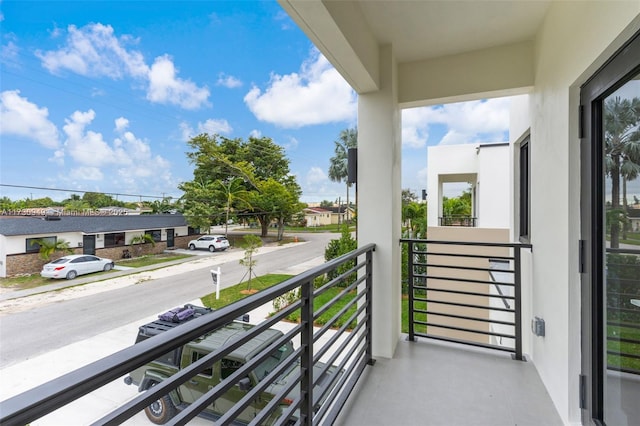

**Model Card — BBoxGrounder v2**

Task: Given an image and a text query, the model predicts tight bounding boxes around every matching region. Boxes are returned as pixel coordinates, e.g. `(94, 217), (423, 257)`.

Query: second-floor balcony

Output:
(8, 238), (636, 425)
(438, 216), (477, 227)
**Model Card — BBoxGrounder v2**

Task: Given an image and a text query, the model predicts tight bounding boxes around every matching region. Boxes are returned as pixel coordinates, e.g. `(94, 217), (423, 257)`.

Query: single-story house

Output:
(324, 205), (356, 225)
(302, 207), (332, 227)
(0, 214), (198, 277)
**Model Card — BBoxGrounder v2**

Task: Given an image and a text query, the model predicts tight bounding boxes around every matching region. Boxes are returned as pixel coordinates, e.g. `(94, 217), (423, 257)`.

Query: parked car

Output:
(188, 235), (230, 252)
(40, 254), (114, 280)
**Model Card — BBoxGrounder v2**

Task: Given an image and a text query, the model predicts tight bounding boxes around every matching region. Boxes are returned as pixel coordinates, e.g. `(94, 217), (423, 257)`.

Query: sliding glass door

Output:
(581, 31), (640, 425)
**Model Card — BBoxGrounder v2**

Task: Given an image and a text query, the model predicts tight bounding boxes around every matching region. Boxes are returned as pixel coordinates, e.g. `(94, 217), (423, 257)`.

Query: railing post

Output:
(514, 245), (523, 361)
(300, 279), (314, 424)
(407, 241), (415, 342)
(366, 249), (375, 365)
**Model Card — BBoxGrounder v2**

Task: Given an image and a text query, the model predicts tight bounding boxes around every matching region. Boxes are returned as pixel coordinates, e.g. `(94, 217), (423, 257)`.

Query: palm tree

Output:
(215, 177), (252, 237)
(30, 238), (73, 261)
(328, 128), (357, 222)
(130, 234), (156, 257)
(605, 96), (640, 248)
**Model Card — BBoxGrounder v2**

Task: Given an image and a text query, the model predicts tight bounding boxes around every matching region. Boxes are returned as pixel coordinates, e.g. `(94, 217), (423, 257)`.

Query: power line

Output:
(0, 184), (176, 200)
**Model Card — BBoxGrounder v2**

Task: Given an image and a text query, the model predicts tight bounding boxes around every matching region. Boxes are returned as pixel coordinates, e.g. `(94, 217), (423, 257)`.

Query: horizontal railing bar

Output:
(606, 366), (640, 375)
(606, 248), (640, 254)
(417, 274), (515, 287)
(606, 337), (640, 346)
(415, 297), (515, 313)
(415, 321), (517, 340)
(422, 263), (515, 274)
(413, 251), (514, 261)
(606, 321), (640, 330)
(314, 274), (364, 321)
(418, 286), (516, 300)
(402, 238), (532, 249)
(418, 310), (516, 327)
(314, 304), (367, 364)
(412, 332), (516, 353)
(606, 350), (640, 360)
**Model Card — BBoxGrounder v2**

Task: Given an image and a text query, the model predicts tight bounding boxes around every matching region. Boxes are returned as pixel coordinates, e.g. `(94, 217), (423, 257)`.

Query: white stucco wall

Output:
(477, 145), (510, 228)
(523, 3), (640, 424)
(427, 143), (510, 229)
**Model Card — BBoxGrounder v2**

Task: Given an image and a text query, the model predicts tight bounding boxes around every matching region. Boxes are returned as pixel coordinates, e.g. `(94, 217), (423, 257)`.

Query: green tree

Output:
(320, 200), (333, 208)
(82, 192), (120, 208)
(215, 177), (252, 237)
(181, 134), (302, 238)
(328, 128), (357, 222)
(324, 226), (357, 285)
(179, 179), (220, 231)
(30, 238), (73, 261)
(402, 201), (426, 238)
(605, 96), (640, 248)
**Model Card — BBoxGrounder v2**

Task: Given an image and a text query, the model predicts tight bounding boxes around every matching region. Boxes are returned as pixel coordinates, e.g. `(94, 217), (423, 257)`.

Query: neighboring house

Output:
(302, 207), (332, 227)
(629, 207), (640, 232)
(324, 205), (355, 225)
(427, 142), (510, 229)
(0, 214), (197, 277)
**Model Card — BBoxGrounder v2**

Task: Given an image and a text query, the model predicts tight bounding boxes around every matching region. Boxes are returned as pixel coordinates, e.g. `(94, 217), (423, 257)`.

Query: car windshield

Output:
(252, 342), (294, 382)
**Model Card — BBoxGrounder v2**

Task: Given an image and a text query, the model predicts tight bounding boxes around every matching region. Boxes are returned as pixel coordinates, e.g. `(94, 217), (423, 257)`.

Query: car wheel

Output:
(208, 245), (216, 252)
(103, 263), (113, 271)
(189, 244), (195, 250)
(144, 382), (176, 425)
(66, 270), (77, 280)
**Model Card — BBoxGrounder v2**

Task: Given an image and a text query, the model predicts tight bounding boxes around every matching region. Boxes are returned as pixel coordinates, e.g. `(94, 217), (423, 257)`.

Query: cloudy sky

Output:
(0, 1), (511, 205)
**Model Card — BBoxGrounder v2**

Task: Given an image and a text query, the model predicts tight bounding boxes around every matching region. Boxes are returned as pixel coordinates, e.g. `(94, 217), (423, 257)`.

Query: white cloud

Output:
(1, 40), (19, 64)
(249, 129), (262, 138)
(69, 166), (103, 181)
(63, 110), (114, 167)
(283, 136), (299, 151)
(179, 118), (232, 141)
(216, 73), (242, 88)
(401, 98), (510, 147)
(36, 23), (148, 78)
(36, 23), (210, 109)
(0, 90), (60, 148)
(244, 49), (356, 128)
(114, 117), (129, 132)
(147, 55), (210, 109)
(306, 167), (327, 185)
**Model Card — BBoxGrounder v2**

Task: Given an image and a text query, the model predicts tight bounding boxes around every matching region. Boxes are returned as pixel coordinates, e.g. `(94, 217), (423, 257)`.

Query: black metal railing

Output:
(438, 216), (477, 227)
(0, 244), (376, 426)
(605, 247), (640, 375)
(401, 239), (531, 360)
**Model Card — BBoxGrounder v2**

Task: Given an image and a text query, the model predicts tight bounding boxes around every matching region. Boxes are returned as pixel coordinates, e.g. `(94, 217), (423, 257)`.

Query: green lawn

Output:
(286, 287), (358, 329)
(115, 253), (193, 268)
(201, 274), (294, 310)
(607, 323), (640, 373)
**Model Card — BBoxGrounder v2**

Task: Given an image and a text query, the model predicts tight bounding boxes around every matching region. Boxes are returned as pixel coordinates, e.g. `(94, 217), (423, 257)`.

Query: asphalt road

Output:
(0, 232), (336, 369)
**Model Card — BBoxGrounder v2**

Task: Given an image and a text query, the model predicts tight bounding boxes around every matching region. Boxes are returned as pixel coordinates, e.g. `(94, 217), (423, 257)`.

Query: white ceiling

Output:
(358, 0), (552, 63)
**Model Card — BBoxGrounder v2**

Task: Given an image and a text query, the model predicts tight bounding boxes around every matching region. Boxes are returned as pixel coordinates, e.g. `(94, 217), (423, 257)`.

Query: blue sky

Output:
(0, 1), (511, 205)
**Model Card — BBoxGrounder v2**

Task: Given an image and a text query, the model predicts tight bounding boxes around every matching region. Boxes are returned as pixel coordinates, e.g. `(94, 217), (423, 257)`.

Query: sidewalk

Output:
(0, 251), (327, 425)
(0, 242), (309, 303)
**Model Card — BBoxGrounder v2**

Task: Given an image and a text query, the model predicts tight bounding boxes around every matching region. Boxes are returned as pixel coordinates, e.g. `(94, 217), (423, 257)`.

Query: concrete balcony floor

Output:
(335, 337), (563, 426)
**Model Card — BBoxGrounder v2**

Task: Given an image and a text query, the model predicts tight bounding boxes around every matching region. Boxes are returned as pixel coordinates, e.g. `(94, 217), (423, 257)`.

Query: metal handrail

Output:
(0, 244), (376, 426)
(402, 239), (531, 361)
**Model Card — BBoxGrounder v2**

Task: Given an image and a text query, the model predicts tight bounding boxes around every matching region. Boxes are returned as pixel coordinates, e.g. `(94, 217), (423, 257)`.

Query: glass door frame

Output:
(580, 30), (640, 425)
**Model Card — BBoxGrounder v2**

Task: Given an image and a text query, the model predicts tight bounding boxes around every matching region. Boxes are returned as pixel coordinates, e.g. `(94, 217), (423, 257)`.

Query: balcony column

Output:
(357, 44), (401, 358)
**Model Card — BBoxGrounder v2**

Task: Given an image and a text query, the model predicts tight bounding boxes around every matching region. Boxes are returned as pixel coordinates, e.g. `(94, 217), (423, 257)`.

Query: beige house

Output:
(302, 207), (332, 227)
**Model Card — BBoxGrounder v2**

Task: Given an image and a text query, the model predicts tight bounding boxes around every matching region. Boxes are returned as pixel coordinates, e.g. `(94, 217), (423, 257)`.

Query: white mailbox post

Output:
(211, 267), (221, 300)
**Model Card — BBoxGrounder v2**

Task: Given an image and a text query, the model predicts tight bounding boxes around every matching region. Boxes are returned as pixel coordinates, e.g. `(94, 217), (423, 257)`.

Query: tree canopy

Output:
(179, 134), (302, 239)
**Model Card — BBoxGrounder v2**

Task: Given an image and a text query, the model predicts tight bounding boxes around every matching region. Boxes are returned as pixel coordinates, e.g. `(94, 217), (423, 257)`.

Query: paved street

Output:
(0, 232), (337, 424)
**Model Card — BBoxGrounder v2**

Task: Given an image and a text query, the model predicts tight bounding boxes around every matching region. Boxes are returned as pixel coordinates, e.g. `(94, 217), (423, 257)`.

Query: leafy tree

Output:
(403, 201), (426, 238)
(605, 96), (640, 248)
(402, 189), (418, 205)
(82, 192), (121, 208)
(320, 200), (333, 208)
(179, 179), (220, 231)
(328, 128), (357, 222)
(215, 177), (252, 237)
(181, 134), (302, 238)
(30, 238), (73, 261)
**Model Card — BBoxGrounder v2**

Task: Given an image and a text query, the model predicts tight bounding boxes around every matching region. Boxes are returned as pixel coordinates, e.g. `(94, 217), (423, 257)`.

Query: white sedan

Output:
(188, 235), (230, 252)
(41, 254), (115, 280)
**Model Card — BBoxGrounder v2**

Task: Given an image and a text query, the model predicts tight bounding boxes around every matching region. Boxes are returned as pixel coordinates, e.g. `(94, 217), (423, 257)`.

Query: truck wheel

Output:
(144, 383), (177, 424)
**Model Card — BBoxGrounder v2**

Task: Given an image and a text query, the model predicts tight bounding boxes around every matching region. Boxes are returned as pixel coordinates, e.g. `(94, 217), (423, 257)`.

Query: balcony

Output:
(438, 216), (477, 227)
(0, 240), (566, 425)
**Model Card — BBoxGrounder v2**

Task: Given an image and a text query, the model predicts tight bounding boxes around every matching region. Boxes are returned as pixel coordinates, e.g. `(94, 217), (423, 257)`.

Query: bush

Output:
(324, 226), (357, 286)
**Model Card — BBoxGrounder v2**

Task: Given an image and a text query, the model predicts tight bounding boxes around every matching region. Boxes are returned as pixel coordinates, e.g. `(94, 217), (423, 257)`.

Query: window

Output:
(519, 136), (530, 241)
(104, 232), (125, 247)
(221, 358), (243, 379)
(188, 227), (199, 235)
(145, 229), (161, 242)
(26, 236), (56, 253)
(191, 351), (213, 377)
